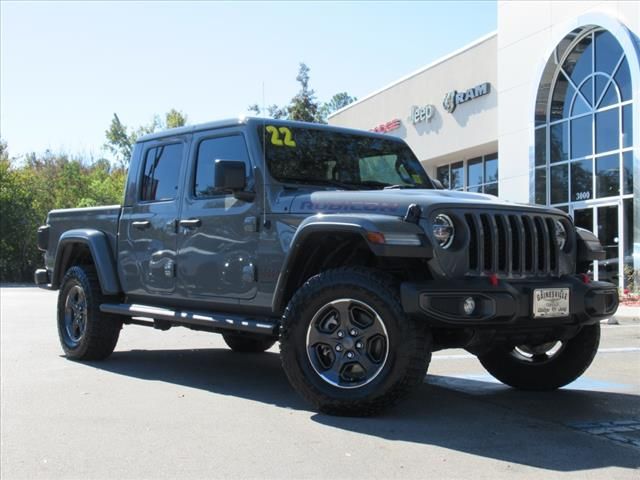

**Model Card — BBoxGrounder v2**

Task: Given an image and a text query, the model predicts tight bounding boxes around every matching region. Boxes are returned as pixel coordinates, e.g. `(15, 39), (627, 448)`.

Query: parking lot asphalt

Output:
(1, 287), (639, 479)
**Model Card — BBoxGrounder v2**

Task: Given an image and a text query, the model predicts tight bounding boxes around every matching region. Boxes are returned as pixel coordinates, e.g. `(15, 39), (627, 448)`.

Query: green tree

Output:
(248, 103), (287, 119)
(165, 108), (188, 129)
(104, 113), (137, 168)
(0, 143), (43, 281)
(104, 109), (188, 167)
(0, 140), (129, 281)
(287, 63), (320, 122)
(319, 92), (357, 122)
(248, 63), (355, 125)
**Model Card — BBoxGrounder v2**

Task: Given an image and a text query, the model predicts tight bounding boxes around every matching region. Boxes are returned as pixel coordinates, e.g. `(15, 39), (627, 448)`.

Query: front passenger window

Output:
(195, 135), (250, 197)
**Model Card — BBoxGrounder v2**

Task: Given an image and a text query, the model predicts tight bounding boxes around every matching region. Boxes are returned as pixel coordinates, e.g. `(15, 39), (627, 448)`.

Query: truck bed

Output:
(44, 205), (121, 272)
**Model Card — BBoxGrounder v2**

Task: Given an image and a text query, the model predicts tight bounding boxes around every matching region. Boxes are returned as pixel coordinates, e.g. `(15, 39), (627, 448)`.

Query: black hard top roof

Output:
(136, 117), (405, 144)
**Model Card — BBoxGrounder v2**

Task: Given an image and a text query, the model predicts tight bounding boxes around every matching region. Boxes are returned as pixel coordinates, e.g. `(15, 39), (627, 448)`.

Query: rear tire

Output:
(478, 323), (600, 390)
(57, 265), (122, 360)
(280, 267), (431, 416)
(222, 332), (276, 353)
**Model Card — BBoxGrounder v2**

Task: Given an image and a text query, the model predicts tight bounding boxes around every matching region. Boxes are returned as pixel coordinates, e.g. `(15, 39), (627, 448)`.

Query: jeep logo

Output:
(442, 82), (491, 113)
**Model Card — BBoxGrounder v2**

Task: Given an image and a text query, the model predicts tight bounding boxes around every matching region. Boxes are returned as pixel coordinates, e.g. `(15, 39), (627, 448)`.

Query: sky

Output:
(1, 1), (496, 160)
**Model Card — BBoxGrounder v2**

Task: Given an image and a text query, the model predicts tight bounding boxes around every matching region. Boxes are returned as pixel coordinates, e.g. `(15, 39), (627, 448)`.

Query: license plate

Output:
(533, 288), (570, 318)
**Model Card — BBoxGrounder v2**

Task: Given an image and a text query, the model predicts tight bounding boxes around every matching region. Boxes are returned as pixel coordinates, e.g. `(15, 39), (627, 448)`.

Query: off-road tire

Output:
(222, 332), (277, 353)
(280, 267), (431, 416)
(478, 323), (601, 390)
(57, 265), (122, 360)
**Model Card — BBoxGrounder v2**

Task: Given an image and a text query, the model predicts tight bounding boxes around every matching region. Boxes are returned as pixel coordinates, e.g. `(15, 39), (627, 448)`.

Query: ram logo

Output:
(442, 91), (457, 113)
(443, 82), (491, 114)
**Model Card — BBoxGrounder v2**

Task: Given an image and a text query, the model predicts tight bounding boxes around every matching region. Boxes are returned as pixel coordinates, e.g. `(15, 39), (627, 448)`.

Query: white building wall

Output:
(497, 0), (640, 203)
(329, 34), (498, 170)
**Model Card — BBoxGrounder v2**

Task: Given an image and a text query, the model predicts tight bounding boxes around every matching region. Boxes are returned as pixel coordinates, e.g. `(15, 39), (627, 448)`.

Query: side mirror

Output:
(432, 178), (445, 190)
(214, 160), (246, 192)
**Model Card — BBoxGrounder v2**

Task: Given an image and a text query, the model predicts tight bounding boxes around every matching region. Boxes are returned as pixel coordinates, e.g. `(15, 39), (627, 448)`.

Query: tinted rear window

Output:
(140, 143), (183, 202)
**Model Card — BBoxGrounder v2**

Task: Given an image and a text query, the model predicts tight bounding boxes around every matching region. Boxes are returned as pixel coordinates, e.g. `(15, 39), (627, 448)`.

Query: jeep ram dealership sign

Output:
(370, 118), (402, 133)
(442, 82), (491, 113)
(410, 104), (435, 124)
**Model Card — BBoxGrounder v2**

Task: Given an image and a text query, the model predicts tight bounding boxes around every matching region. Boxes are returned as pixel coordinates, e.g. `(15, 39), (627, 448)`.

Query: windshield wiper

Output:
(351, 180), (424, 190)
(382, 184), (423, 190)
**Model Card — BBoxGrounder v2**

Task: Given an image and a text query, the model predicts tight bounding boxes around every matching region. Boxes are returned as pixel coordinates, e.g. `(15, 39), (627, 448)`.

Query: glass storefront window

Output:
(622, 151), (633, 195)
(550, 163), (568, 204)
(484, 183), (498, 196)
(623, 198), (634, 291)
(535, 128), (546, 166)
(534, 26), (635, 291)
(571, 115), (592, 158)
(450, 162), (463, 190)
(595, 154), (620, 198)
(535, 167), (546, 205)
(550, 121), (569, 162)
(595, 31), (622, 75)
(485, 154), (498, 183)
(579, 78), (594, 106)
(467, 157), (483, 187)
(435, 153), (499, 195)
(595, 108), (619, 153)
(599, 79), (618, 108)
(436, 165), (450, 189)
(562, 34), (593, 86)
(550, 72), (574, 122)
(571, 159), (593, 201)
(615, 58), (631, 101)
(623, 104), (633, 148)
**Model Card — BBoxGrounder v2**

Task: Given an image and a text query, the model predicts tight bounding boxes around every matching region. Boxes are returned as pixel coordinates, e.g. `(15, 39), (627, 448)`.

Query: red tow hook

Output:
(579, 273), (590, 284)
(488, 273), (499, 286)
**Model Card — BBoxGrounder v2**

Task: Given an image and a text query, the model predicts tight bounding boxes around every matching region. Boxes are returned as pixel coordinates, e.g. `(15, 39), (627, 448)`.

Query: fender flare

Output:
(52, 229), (121, 295)
(271, 214), (431, 314)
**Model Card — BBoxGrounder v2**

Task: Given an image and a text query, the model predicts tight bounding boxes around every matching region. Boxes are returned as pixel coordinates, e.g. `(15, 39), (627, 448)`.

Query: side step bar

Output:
(100, 303), (279, 336)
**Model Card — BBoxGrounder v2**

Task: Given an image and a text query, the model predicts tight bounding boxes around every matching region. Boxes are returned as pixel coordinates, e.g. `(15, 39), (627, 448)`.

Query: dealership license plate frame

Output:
(532, 288), (570, 318)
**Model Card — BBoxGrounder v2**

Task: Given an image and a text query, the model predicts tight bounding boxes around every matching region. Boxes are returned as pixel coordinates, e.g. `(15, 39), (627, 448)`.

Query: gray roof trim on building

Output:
(327, 30), (498, 120)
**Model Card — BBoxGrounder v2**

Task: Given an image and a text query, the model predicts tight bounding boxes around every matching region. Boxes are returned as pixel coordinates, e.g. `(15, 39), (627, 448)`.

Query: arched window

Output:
(534, 28), (632, 206)
(533, 27), (635, 290)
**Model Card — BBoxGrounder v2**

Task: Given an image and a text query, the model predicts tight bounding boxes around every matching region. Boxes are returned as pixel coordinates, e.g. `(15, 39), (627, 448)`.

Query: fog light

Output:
(463, 297), (476, 315)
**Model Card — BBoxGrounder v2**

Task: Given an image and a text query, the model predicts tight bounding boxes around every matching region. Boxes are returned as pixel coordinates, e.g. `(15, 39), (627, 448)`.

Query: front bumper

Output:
(401, 275), (618, 328)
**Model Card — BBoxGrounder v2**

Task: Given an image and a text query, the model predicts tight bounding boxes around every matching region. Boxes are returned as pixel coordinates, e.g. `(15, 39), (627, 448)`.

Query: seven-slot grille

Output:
(464, 212), (561, 277)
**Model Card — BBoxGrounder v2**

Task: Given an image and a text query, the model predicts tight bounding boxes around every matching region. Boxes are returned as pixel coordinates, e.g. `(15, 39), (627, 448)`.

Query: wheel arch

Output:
(52, 229), (121, 295)
(271, 215), (431, 315)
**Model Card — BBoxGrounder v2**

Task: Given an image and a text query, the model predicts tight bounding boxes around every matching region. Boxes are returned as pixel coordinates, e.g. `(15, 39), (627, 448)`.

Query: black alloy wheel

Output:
(280, 267), (431, 416)
(306, 298), (389, 389)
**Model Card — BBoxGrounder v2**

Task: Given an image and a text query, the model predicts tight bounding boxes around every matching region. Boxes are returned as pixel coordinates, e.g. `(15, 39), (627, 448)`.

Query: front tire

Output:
(57, 265), (122, 360)
(280, 267), (431, 416)
(478, 323), (601, 390)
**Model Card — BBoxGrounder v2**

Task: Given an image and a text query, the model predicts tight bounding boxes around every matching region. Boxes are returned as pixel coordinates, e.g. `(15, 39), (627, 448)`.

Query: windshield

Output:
(257, 124), (433, 190)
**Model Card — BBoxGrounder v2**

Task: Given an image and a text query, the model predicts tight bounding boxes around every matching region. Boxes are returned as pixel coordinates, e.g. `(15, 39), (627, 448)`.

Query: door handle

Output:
(179, 218), (202, 229)
(132, 220), (151, 229)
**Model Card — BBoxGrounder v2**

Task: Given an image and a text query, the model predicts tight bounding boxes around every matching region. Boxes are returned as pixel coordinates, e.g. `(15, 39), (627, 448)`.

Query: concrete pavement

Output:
(1, 287), (638, 479)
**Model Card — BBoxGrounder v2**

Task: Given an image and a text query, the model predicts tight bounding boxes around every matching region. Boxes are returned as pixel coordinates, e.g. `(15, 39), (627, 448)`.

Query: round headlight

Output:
(433, 214), (455, 249)
(554, 220), (567, 250)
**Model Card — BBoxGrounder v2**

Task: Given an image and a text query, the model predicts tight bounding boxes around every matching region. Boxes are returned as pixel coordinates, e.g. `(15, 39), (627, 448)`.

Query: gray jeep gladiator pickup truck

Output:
(35, 118), (618, 416)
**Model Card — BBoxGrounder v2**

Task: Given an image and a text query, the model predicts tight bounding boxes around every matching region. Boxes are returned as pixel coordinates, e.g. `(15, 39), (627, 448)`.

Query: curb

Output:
(602, 305), (640, 325)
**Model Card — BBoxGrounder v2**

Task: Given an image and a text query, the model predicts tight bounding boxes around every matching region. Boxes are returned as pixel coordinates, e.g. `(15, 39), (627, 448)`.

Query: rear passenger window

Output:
(140, 143), (183, 202)
(195, 135), (250, 197)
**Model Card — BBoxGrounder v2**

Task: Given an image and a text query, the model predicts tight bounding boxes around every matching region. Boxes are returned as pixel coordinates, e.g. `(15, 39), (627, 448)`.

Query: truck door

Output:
(118, 136), (189, 298)
(176, 128), (259, 303)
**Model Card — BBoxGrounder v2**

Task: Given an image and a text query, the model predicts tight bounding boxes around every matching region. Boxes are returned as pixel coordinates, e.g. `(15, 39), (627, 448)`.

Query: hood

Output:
(286, 189), (556, 217)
